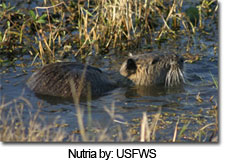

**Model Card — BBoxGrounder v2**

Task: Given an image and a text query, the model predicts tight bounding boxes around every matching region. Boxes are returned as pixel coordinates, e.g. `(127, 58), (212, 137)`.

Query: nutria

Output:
(27, 54), (184, 98)
(120, 53), (184, 87)
(26, 62), (117, 98)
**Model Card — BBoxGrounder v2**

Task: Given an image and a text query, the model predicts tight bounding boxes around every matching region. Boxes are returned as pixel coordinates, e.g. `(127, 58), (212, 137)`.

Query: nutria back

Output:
(120, 53), (184, 87)
(27, 62), (117, 98)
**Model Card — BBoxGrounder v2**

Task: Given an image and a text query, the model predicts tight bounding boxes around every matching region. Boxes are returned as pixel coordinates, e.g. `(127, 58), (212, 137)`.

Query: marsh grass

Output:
(0, 94), (218, 142)
(0, 97), (66, 142)
(0, 0), (218, 64)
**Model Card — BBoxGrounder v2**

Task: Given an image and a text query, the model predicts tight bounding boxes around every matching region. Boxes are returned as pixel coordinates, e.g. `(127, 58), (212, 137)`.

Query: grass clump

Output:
(0, 97), (66, 142)
(0, 0), (218, 64)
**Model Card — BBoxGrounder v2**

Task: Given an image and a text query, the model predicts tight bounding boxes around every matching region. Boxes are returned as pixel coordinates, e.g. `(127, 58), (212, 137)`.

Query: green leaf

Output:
(29, 10), (36, 19)
(7, 6), (15, 11)
(178, 121), (191, 138)
(210, 72), (218, 89)
(7, 21), (10, 27)
(39, 14), (47, 20)
(2, 3), (7, 9)
(36, 14), (47, 24)
(36, 19), (46, 24)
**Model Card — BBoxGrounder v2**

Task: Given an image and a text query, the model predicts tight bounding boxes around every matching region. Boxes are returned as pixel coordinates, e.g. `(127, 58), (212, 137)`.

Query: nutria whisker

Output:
(165, 65), (184, 87)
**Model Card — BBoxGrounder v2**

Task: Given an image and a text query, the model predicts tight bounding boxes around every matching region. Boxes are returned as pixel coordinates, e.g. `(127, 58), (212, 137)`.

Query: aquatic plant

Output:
(0, 0), (218, 64)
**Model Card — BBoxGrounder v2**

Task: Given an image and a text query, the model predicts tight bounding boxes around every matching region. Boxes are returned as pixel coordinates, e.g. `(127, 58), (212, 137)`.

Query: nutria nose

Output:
(170, 55), (184, 67)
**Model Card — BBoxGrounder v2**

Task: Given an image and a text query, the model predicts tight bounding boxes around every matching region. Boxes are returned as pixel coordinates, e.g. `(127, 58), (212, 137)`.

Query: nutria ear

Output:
(151, 57), (159, 65)
(126, 58), (137, 71)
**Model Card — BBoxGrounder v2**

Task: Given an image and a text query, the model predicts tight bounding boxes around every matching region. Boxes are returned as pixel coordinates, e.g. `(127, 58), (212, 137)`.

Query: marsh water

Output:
(0, 1), (218, 142)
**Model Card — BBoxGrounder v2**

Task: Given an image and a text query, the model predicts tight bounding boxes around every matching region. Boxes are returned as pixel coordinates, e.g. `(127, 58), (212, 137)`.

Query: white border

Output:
(0, 0), (224, 161)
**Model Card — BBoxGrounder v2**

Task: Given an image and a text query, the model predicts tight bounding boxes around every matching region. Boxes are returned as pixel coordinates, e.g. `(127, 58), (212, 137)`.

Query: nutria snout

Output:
(119, 54), (184, 87)
(27, 54), (184, 98)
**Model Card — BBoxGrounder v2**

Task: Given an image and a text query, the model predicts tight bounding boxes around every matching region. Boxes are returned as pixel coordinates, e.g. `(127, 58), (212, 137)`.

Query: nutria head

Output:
(120, 54), (184, 87)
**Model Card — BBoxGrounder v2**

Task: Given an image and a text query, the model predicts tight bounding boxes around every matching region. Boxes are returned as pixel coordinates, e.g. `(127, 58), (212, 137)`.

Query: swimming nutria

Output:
(26, 62), (117, 98)
(27, 54), (184, 98)
(120, 54), (184, 87)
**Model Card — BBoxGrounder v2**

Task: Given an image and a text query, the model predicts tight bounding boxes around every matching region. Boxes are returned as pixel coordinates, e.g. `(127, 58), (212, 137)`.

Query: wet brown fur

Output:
(27, 54), (184, 98)
(120, 54), (184, 86)
(27, 62), (116, 98)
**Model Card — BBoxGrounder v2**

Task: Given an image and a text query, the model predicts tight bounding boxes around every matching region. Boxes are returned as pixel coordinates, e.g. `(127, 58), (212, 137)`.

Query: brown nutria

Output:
(27, 54), (184, 98)
(26, 62), (117, 98)
(120, 53), (184, 87)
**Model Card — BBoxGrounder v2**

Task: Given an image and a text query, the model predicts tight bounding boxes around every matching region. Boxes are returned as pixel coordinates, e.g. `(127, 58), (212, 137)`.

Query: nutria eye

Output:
(126, 58), (137, 70)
